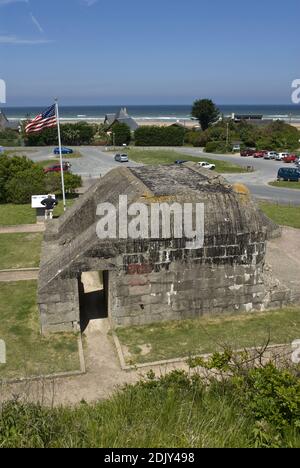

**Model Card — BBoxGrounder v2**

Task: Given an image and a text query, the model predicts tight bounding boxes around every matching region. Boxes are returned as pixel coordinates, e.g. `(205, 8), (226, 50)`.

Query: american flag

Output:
(25, 104), (57, 134)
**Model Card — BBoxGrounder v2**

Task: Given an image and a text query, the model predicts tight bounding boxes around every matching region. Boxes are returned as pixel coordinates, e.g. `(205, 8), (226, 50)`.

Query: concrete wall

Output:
(39, 278), (80, 333)
(108, 233), (290, 327)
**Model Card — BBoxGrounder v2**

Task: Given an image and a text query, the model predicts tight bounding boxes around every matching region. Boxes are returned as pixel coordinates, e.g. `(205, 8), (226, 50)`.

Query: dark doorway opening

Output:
(79, 271), (109, 333)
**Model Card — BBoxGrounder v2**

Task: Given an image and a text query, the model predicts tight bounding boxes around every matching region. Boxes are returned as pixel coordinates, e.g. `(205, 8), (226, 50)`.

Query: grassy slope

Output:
(116, 308), (300, 365)
(0, 281), (80, 379)
(0, 233), (42, 269)
(259, 202), (300, 229)
(124, 149), (247, 173)
(0, 370), (299, 448)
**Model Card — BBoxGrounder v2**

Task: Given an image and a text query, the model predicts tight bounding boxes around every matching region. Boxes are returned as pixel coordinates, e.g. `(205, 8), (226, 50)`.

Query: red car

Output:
(253, 151), (266, 158)
(44, 163), (71, 174)
(283, 154), (298, 164)
(240, 149), (255, 157)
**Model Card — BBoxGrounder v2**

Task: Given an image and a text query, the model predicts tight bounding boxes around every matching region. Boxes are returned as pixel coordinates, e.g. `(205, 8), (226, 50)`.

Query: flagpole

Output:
(55, 98), (66, 212)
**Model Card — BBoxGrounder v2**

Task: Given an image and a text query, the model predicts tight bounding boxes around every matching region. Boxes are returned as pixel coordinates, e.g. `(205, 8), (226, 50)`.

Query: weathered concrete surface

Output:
(38, 163), (291, 334)
(266, 227), (300, 304)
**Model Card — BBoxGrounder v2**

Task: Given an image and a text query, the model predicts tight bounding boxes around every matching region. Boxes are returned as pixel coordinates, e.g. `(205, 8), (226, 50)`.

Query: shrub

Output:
(185, 131), (208, 147)
(0, 155), (37, 203)
(45, 172), (82, 195)
(111, 123), (131, 146)
(5, 166), (46, 204)
(64, 173), (82, 193)
(205, 141), (229, 153)
(134, 126), (184, 146)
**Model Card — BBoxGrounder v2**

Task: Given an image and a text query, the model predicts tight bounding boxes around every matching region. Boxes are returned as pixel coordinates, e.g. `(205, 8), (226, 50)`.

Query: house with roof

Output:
(104, 107), (139, 131)
(0, 109), (20, 131)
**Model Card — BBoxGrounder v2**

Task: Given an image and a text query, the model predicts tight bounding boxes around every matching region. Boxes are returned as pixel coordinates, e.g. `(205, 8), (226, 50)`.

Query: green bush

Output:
(0, 155), (36, 203)
(205, 141), (229, 153)
(134, 126), (184, 146)
(5, 166), (45, 204)
(184, 131), (206, 147)
(190, 350), (300, 447)
(45, 172), (82, 195)
(111, 123), (131, 146)
(0, 154), (81, 204)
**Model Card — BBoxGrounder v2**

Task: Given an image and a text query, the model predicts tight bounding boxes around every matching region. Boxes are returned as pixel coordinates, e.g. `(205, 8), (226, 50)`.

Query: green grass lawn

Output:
(0, 281), (80, 380)
(0, 204), (36, 226)
(0, 197), (77, 226)
(259, 202), (300, 229)
(124, 149), (247, 173)
(0, 233), (42, 270)
(269, 180), (300, 189)
(116, 308), (300, 365)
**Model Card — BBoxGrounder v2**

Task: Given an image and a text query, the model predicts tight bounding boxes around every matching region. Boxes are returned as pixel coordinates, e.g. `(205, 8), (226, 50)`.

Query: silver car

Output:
(115, 153), (129, 163)
(264, 151), (278, 160)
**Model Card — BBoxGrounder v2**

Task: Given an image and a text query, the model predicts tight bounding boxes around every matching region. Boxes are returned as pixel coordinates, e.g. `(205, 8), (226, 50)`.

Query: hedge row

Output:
(134, 126), (185, 146)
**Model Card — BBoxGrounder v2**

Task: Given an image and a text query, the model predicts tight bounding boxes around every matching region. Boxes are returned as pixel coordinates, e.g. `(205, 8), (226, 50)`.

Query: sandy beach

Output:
(57, 118), (199, 128)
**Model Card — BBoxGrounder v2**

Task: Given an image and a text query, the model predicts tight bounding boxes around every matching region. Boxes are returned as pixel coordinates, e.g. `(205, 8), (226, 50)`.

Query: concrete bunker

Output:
(38, 163), (290, 334)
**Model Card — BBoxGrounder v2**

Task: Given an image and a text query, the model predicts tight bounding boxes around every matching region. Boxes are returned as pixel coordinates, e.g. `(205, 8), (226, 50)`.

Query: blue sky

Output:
(0, 0), (299, 105)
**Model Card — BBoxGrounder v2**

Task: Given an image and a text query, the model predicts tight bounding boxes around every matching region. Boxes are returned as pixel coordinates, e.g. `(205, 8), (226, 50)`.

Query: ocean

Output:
(2, 104), (300, 123)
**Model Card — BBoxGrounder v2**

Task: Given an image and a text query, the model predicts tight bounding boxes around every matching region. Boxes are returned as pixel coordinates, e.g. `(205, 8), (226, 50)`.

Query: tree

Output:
(0, 155), (37, 202)
(191, 99), (220, 131)
(112, 123), (131, 146)
(5, 166), (45, 204)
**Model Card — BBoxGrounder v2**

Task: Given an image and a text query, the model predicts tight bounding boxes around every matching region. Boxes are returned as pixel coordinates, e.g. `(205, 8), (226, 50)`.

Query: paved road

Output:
(178, 148), (300, 205)
(11, 146), (300, 204)
(27, 146), (140, 177)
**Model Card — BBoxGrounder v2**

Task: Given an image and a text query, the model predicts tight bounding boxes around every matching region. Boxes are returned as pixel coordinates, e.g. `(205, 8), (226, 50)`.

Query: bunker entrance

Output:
(79, 271), (109, 332)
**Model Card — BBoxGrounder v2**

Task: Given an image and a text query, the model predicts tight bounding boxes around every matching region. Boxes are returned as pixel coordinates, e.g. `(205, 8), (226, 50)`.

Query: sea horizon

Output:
(1, 104), (300, 123)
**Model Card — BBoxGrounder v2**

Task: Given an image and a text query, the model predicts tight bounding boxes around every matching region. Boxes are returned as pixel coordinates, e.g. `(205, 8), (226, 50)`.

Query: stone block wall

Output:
(39, 278), (80, 334)
(108, 233), (290, 327)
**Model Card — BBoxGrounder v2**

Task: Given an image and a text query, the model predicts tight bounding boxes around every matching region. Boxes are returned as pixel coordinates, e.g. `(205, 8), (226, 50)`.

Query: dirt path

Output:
(0, 224), (45, 234)
(0, 269), (39, 282)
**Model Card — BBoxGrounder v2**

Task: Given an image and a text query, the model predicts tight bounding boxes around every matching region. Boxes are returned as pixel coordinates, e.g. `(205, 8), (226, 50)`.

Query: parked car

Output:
(276, 152), (289, 161)
(174, 160), (188, 165)
(53, 147), (74, 155)
(253, 151), (266, 158)
(240, 149), (255, 157)
(264, 151), (278, 160)
(232, 144), (241, 152)
(277, 167), (300, 182)
(198, 161), (216, 170)
(283, 154), (298, 163)
(115, 153), (129, 163)
(43, 162), (71, 174)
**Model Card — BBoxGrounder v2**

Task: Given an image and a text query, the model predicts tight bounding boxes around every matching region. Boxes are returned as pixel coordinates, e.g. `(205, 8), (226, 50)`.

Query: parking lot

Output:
(6, 145), (300, 205)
